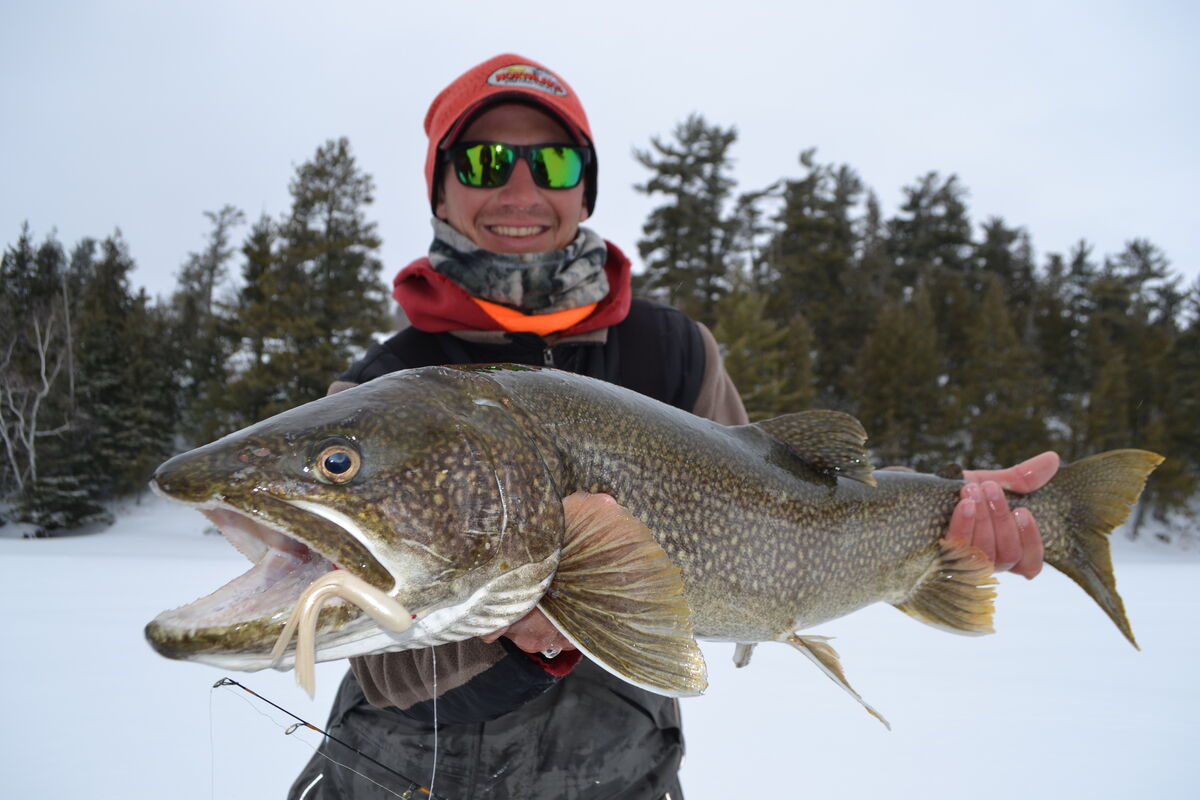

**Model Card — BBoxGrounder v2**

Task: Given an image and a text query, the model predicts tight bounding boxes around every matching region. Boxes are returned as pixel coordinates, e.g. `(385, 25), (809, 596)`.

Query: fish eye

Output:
(315, 444), (361, 484)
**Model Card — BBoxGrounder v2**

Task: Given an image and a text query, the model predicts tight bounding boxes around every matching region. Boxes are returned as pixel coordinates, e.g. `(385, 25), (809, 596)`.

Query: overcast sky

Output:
(3, 0), (1197, 303)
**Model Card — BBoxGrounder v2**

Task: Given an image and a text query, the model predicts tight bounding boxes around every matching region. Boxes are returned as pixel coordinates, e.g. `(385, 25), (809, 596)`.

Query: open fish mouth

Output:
(144, 487), (381, 670)
(152, 505), (341, 626)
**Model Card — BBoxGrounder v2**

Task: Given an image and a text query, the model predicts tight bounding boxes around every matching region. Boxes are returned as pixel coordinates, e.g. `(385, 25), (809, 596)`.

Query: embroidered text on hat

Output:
(487, 65), (568, 96)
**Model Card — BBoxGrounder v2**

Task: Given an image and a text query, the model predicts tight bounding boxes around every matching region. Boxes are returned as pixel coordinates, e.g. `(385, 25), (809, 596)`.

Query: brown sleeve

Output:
(351, 641), (509, 711)
(691, 322), (750, 425)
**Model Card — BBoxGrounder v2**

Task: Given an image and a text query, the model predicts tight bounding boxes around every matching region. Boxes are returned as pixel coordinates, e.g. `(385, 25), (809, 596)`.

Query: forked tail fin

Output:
(1024, 449), (1163, 649)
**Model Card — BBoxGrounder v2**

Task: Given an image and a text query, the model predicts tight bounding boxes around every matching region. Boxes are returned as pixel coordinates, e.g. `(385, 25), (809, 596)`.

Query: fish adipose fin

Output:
(787, 634), (891, 730)
(894, 540), (998, 635)
(754, 410), (876, 486)
(539, 492), (708, 697)
(1028, 449), (1163, 649)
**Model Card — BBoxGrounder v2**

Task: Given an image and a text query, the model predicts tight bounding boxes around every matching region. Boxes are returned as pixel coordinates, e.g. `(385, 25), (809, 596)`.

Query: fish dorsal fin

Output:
(787, 634), (890, 729)
(754, 410), (876, 486)
(538, 492), (708, 697)
(893, 539), (997, 635)
(935, 462), (965, 480)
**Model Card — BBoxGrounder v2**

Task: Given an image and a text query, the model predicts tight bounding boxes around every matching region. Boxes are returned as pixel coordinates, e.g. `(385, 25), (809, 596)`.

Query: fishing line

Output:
(208, 686), (217, 800)
(210, 677), (451, 800)
(430, 648), (439, 799)
(210, 680), (399, 797)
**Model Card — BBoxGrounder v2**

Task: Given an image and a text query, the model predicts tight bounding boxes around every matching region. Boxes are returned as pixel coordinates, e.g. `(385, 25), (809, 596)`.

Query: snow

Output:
(2, 494), (1197, 799)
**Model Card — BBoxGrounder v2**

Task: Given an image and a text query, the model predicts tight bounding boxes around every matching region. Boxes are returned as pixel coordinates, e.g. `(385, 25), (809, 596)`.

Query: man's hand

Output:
(480, 608), (577, 657)
(947, 451), (1060, 579)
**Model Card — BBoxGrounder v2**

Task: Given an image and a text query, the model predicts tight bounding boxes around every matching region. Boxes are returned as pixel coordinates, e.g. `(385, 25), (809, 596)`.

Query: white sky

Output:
(3, 0), (1198, 303)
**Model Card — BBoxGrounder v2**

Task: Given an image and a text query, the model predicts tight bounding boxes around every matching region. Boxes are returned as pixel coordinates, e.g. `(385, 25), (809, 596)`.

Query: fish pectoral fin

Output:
(753, 410), (876, 486)
(732, 642), (756, 668)
(787, 634), (891, 730)
(893, 539), (997, 635)
(538, 492), (707, 697)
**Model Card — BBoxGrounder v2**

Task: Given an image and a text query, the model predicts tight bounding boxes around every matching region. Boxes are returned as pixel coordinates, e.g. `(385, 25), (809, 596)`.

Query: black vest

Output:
(341, 298), (706, 412)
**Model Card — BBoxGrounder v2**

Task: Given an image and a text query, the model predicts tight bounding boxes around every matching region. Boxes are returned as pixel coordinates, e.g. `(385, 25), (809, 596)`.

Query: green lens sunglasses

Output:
(446, 142), (591, 190)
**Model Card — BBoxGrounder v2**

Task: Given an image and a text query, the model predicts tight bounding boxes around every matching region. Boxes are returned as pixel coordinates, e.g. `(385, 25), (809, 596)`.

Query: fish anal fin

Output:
(754, 410), (876, 486)
(787, 634), (890, 730)
(894, 540), (997, 636)
(538, 492), (707, 697)
(733, 642), (756, 668)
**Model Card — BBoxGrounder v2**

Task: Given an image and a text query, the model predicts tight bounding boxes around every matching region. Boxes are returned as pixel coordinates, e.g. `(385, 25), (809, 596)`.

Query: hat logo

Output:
(487, 65), (568, 97)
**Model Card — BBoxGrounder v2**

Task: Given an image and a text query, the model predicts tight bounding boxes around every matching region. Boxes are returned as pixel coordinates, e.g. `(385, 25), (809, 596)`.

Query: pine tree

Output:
(958, 278), (1051, 468)
(852, 286), (946, 470)
(1151, 286), (1200, 523)
(975, 217), (1036, 336)
(1083, 240), (1175, 451)
(71, 235), (177, 499)
(223, 139), (389, 422)
(712, 276), (813, 421)
(1086, 351), (1132, 451)
(1032, 254), (1078, 421)
(763, 150), (872, 408)
(170, 205), (245, 443)
(634, 114), (740, 327)
(886, 173), (976, 384)
(887, 172), (974, 290)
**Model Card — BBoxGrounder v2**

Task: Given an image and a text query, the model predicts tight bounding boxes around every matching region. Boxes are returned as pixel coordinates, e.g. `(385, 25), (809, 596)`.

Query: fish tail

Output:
(1024, 449), (1163, 649)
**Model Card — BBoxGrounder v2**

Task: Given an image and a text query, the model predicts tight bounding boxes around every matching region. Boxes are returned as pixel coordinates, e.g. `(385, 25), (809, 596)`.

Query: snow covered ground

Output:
(2, 494), (1197, 799)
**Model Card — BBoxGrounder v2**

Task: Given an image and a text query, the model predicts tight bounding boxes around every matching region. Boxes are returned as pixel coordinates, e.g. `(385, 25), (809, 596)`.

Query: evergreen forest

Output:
(3, 125), (1197, 544)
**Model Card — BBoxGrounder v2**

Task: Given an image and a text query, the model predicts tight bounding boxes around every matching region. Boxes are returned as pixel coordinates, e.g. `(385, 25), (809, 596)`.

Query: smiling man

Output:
(288, 54), (1055, 800)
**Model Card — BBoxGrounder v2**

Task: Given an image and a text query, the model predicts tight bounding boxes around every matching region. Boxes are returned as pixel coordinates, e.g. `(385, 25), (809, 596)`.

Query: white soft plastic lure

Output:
(269, 570), (415, 696)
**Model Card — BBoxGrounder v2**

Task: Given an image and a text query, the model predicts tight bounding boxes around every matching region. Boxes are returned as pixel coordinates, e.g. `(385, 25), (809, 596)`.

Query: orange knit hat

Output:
(424, 54), (598, 214)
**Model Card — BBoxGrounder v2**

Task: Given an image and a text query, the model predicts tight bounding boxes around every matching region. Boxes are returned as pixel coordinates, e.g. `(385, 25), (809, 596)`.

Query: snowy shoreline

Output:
(2, 493), (1197, 799)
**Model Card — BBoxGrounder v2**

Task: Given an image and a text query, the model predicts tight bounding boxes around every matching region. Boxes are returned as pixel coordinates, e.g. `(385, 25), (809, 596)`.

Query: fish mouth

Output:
(145, 482), (390, 669)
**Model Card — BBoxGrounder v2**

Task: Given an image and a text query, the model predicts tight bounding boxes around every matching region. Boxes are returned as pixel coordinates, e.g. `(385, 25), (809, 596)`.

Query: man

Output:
(289, 54), (1055, 800)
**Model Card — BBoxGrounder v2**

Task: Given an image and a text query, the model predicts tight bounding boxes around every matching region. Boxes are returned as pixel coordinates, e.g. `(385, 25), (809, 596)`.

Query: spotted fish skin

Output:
(471, 367), (959, 640)
(435, 365), (1155, 650)
(147, 364), (1158, 690)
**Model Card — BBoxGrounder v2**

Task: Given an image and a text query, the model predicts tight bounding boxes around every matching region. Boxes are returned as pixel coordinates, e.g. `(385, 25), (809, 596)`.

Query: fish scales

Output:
(146, 363), (1160, 711)
(482, 368), (962, 640)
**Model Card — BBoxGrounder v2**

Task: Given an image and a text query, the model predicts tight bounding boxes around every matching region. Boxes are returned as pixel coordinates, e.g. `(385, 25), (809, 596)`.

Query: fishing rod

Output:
(212, 677), (451, 800)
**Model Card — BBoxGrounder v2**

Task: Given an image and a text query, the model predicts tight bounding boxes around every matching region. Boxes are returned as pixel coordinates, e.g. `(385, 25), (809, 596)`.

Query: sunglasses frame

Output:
(445, 141), (592, 190)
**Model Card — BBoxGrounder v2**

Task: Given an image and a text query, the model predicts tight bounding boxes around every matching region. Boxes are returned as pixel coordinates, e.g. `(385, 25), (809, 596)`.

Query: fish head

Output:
(145, 366), (564, 671)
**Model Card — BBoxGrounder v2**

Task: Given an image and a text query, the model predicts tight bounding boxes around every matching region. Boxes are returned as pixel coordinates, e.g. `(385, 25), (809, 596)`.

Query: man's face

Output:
(436, 103), (590, 254)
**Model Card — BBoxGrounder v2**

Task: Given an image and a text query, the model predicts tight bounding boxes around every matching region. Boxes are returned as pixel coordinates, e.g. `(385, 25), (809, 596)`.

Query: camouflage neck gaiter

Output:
(428, 218), (609, 313)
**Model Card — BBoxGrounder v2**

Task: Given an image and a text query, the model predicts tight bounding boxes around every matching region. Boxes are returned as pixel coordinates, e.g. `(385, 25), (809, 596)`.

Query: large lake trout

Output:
(146, 365), (1160, 724)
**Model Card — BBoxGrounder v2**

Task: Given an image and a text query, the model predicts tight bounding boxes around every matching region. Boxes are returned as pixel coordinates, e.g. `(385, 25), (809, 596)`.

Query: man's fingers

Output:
(984, 481), (1021, 571)
(497, 608), (578, 654)
(1008, 508), (1045, 579)
(479, 626), (508, 644)
(946, 489), (976, 547)
(965, 484), (997, 564)
(962, 451), (1060, 494)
